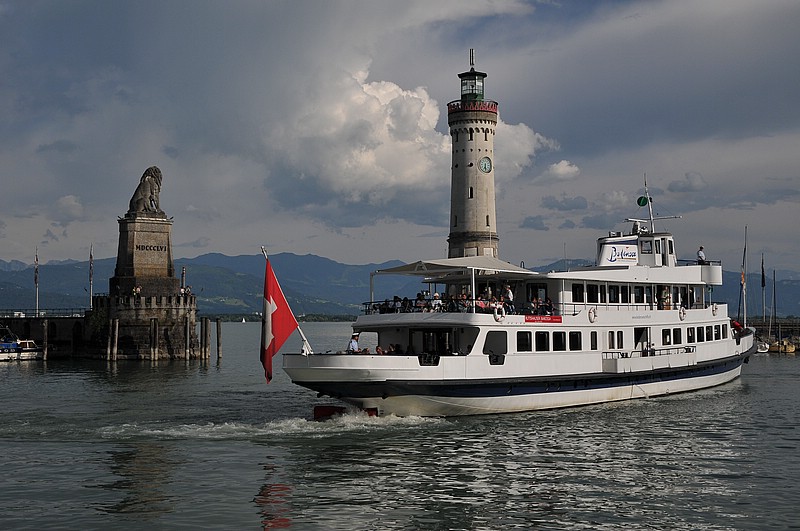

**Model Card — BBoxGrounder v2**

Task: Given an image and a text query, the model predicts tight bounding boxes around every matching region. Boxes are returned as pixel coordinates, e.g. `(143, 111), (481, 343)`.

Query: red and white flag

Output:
(260, 258), (298, 383)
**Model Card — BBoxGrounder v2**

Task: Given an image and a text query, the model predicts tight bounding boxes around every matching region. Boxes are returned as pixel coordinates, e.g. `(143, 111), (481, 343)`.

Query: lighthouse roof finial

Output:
(470, 48), (474, 68)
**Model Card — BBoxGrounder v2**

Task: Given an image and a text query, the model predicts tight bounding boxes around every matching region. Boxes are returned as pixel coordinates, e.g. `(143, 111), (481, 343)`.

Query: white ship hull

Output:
(284, 313), (754, 417)
(278, 185), (755, 417)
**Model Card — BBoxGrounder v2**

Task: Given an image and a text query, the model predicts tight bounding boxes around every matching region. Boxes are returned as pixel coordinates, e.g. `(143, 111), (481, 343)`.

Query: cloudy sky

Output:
(2, 0), (798, 274)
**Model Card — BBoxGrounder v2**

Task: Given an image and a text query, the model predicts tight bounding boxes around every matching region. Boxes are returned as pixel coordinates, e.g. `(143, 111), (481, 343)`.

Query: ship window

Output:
(553, 332), (567, 351)
(669, 240), (674, 254)
(687, 327), (695, 343)
(621, 285), (630, 304)
(587, 284), (599, 303)
(569, 331), (581, 351)
(572, 283), (585, 303)
(591, 331), (598, 350)
(608, 331), (615, 349)
(655, 240), (662, 254)
(600, 285), (607, 303)
(483, 331), (507, 355)
(617, 331), (624, 349)
(609, 285), (620, 304)
(641, 240), (653, 254)
(634, 286), (644, 304)
(722, 324), (728, 339)
(673, 328), (682, 345)
(517, 331), (532, 352)
(535, 331), (549, 352)
(714, 325), (721, 341)
(697, 326), (705, 342)
(706, 326), (713, 341)
(662, 329), (672, 346)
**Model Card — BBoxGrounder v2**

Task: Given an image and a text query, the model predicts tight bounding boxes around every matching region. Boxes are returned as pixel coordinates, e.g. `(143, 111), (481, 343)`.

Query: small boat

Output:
(757, 341), (770, 353)
(769, 339), (796, 354)
(0, 326), (44, 361)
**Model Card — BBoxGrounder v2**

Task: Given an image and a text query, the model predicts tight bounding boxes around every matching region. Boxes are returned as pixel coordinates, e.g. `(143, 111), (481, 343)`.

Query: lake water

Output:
(1, 322), (798, 530)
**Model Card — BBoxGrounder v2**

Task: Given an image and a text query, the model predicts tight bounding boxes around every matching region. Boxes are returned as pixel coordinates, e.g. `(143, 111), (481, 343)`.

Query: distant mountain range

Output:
(1, 254), (798, 318)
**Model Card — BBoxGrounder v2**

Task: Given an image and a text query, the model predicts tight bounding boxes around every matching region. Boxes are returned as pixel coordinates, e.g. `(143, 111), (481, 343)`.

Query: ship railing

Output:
(676, 258), (722, 267)
(362, 296), (527, 315)
(603, 345), (696, 360)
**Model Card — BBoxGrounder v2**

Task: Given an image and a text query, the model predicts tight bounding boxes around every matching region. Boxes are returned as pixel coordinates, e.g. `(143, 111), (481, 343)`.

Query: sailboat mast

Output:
(742, 226), (747, 327)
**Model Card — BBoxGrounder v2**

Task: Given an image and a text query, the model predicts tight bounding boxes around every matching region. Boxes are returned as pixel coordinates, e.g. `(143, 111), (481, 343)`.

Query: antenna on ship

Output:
(626, 173), (681, 233)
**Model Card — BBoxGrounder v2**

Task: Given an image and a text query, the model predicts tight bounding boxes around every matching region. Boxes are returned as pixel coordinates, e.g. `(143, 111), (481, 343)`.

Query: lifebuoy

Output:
(588, 307), (597, 323)
(493, 305), (506, 322)
(712, 303), (718, 316)
(679, 307), (686, 321)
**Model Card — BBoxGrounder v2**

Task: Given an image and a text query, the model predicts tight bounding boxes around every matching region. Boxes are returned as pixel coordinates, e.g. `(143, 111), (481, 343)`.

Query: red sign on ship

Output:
(524, 315), (562, 323)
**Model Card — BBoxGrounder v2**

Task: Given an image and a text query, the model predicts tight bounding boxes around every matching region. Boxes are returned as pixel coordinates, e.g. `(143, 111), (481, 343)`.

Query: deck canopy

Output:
(369, 256), (538, 301)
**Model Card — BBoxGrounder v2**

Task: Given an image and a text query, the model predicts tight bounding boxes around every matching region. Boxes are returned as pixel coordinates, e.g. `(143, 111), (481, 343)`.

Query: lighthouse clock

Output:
(446, 50), (499, 259)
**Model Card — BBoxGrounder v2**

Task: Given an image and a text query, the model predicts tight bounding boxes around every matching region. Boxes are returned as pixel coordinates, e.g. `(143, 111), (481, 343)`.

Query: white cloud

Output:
(52, 195), (85, 226)
(535, 160), (581, 184)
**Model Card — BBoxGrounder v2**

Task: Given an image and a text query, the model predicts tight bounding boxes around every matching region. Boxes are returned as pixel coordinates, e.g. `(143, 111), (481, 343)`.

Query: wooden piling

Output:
(111, 318), (119, 361)
(216, 319), (222, 362)
(203, 317), (211, 359)
(184, 316), (190, 360)
(42, 320), (48, 360)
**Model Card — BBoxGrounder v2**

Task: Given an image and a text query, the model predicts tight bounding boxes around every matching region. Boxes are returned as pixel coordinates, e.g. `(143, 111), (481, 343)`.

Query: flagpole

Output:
(89, 243), (94, 310)
(34, 247), (39, 318)
(261, 246), (313, 355)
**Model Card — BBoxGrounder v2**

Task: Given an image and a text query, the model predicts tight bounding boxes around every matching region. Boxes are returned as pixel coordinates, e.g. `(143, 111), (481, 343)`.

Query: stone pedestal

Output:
(110, 212), (180, 297)
(98, 208), (197, 359)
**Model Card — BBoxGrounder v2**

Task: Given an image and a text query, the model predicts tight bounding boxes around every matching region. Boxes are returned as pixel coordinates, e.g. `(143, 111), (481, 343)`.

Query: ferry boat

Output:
(281, 196), (755, 417)
(0, 326), (44, 362)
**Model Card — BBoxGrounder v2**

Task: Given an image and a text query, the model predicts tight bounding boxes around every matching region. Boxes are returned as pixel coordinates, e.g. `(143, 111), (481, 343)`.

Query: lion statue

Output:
(128, 166), (164, 214)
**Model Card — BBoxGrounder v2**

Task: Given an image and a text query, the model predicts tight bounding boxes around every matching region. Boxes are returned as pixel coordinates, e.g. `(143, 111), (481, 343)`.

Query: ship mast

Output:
(626, 174), (680, 233)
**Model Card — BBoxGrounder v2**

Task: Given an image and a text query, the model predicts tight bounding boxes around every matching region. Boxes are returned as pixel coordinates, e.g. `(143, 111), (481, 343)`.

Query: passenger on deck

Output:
(457, 293), (471, 312)
(503, 285), (515, 314)
(376, 346), (385, 355)
(543, 297), (554, 315)
(414, 292), (426, 311)
(445, 294), (459, 313)
(530, 297), (541, 315)
(348, 333), (360, 353)
(431, 293), (443, 312)
(697, 246), (707, 265)
(500, 295), (513, 315)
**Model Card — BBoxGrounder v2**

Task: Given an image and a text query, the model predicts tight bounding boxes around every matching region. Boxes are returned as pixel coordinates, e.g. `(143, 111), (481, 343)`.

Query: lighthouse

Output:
(446, 50), (499, 259)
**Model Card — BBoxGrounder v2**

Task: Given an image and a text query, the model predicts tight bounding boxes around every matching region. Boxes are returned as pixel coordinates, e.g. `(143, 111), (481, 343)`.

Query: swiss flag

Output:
(261, 258), (298, 383)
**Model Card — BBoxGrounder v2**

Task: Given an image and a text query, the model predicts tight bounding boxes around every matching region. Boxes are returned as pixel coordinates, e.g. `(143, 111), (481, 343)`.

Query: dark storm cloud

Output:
(520, 216), (549, 231)
(541, 195), (588, 211)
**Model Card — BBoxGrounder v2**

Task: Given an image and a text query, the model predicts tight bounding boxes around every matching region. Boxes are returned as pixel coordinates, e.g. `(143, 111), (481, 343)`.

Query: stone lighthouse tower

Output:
(447, 50), (499, 258)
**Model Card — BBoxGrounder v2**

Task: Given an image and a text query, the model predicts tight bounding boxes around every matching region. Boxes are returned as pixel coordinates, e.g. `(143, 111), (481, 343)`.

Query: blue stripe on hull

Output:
(297, 354), (748, 400)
